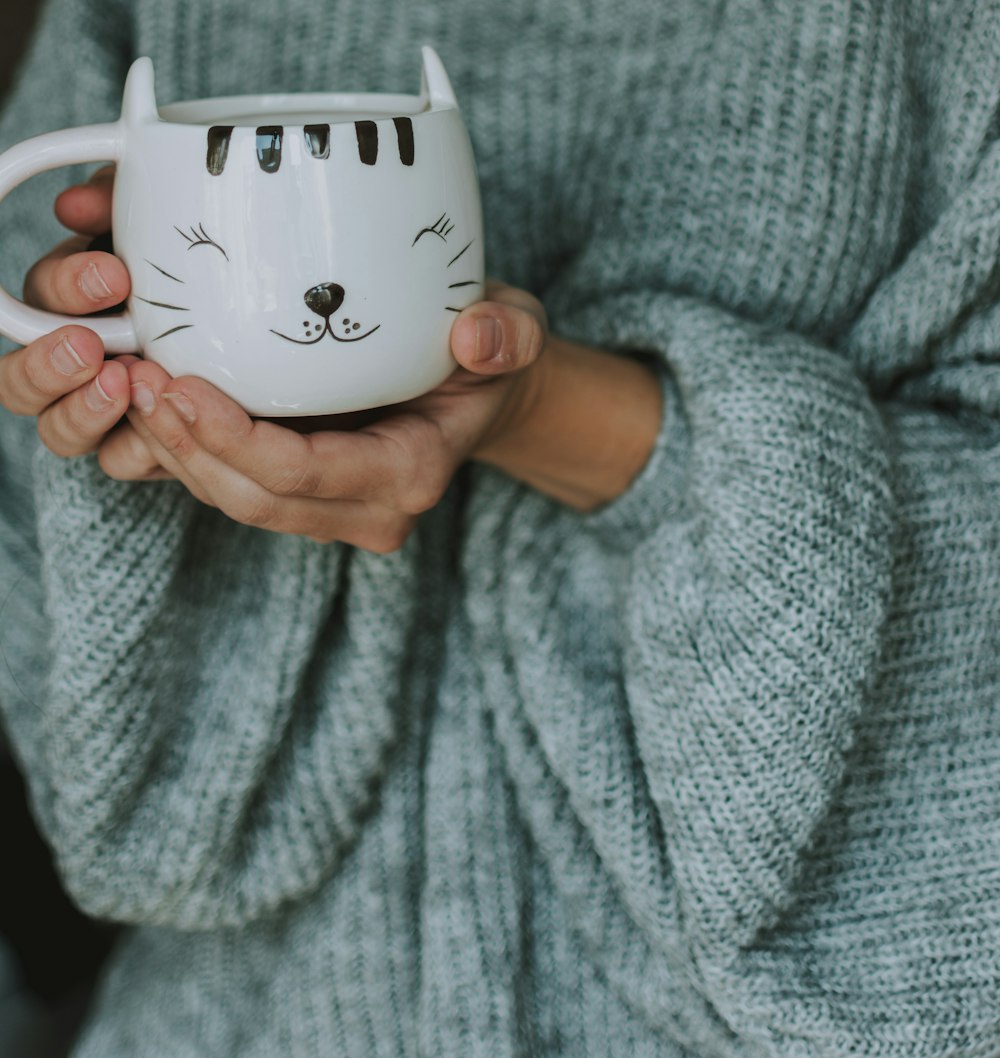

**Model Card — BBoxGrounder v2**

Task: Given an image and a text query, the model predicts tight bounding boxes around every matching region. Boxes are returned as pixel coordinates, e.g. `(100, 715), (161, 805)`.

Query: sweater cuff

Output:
(581, 363), (689, 548)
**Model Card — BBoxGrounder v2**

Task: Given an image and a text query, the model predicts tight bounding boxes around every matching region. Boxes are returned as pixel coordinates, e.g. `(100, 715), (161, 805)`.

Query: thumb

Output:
(450, 296), (547, 377)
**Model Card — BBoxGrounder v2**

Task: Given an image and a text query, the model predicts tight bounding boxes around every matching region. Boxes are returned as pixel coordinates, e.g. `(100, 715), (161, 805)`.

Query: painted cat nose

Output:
(304, 283), (345, 318)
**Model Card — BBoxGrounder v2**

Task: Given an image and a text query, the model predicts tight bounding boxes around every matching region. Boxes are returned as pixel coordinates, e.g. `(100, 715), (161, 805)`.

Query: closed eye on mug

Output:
(175, 224), (229, 261)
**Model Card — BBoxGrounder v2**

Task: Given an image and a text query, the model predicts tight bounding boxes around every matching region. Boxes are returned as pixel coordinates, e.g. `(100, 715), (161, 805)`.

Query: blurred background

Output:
(0, 2), (42, 102)
(1, 4), (120, 1057)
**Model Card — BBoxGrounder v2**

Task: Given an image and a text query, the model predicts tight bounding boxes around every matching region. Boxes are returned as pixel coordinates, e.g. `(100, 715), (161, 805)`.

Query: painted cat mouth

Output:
(270, 320), (381, 345)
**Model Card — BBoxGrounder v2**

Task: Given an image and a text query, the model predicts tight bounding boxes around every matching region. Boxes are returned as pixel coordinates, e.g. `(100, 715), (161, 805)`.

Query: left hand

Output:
(99, 281), (547, 551)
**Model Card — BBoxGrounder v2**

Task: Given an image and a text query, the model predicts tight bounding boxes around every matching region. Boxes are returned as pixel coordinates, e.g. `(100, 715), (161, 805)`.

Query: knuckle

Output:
(400, 464), (447, 515)
(227, 489), (279, 531)
(57, 399), (98, 451)
(269, 459), (321, 498)
(19, 345), (56, 405)
(22, 258), (51, 307)
(96, 443), (129, 479)
(47, 258), (77, 309)
(158, 423), (198, 462)
(364, 516), (416, 555)
(37, 413), (84, 458)
(35, 419), (65, 457)
(98, 427), (155, 481)
(380, 431), (448, 515)
(0, 358), (25, 415)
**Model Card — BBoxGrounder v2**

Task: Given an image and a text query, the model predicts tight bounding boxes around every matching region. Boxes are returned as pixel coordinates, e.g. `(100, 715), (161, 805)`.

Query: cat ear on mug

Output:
(121, 57), (159, 126)
(420, 46), (458, 111)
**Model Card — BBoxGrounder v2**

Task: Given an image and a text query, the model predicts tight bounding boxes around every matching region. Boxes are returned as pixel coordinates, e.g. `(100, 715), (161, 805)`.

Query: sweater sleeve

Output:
(460, 20), (1000, 1057)
(0, 2), (425, 931)
(30, 461), (425, 930)
(0, 0), (131, 833)
(462, 297), (894, 1016)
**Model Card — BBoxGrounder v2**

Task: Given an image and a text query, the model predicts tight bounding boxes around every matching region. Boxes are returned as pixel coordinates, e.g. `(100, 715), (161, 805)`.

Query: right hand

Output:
(0, 167), (133, 456)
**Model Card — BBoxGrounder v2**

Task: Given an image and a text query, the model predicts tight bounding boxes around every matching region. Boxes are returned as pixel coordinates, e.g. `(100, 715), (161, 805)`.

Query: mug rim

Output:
(156, 91), (437, 128)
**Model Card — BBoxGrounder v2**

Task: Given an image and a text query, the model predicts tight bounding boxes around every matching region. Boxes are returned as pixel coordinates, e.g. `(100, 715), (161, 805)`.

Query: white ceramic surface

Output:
(0, 48), (484, 415)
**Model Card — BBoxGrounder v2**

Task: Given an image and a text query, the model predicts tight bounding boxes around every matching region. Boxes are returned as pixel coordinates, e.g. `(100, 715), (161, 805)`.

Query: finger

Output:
(24, 243), (130, 315)
(54, 166), (115, 237)
(131, 368), (449, 512)
(482, 280), (547, 322)
(450, 290), (548, 377)
(21, 235), (89, 304)
(98, 420), (175, 481)
(126, 378), (414, 550)
(36, 357), (130, 457)
(0, 325), (105, 416)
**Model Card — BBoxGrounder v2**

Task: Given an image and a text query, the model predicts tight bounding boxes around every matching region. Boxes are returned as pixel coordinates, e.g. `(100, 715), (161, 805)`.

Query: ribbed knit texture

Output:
(1, 0), (999, 1054)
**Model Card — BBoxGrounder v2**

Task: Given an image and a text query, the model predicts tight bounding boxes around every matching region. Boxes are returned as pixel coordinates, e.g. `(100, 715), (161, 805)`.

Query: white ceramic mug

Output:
(0, 48), (484, 415)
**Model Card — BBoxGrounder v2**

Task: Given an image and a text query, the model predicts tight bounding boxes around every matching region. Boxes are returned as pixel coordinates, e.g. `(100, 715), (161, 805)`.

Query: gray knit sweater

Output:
(1, 0), (999, 1054)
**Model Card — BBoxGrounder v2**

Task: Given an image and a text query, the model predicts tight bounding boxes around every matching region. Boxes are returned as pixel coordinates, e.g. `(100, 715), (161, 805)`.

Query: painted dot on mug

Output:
(342, 318), (350, 325)
(303, 321), (310, 327)
(352, 323), (360, 330)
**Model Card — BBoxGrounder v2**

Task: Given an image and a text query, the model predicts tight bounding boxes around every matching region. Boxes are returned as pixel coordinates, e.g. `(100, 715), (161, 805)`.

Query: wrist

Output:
(472, 334), (664, 511)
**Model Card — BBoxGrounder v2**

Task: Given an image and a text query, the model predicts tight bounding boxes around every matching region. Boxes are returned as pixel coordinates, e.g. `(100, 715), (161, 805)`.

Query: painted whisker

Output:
(447, 240), (473, 267)
(135, 296), (190, 311)
(146, 260), (185, 284)
(152, 324), (194, 342)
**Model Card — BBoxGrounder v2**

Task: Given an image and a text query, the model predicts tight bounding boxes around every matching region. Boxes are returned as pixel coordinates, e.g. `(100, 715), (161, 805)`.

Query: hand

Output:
(0, 167), (135, 456)
(99, 281), (549, 551)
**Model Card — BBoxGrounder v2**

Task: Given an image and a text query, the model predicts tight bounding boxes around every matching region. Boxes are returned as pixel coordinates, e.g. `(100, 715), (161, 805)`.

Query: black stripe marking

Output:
(305, 124), (330, 159)
(393, 117), (414, 165)
(135, 295), (190, 311)
(355, 121), (378, 165)
(448, 281), (478, 288)
(207, 126), (234, 176)
(445, 307), (462, 313)
(152, 324), (194, 341)
(256, 126), (283, 173)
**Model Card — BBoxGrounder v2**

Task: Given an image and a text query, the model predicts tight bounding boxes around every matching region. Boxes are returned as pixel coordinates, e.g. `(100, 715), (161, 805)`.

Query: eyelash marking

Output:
(175, 223), (230, 261)
(412, 213), (455, 246)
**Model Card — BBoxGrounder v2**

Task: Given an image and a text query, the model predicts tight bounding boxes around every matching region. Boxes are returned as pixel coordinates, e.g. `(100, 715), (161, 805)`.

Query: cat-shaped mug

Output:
(0, 48), (484, 415)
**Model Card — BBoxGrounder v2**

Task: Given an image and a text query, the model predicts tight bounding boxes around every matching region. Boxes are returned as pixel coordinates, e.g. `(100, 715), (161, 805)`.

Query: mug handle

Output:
(0, 122), (138, 352)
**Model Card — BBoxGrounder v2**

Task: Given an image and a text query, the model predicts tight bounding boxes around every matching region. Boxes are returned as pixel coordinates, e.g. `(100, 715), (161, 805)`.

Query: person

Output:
(1, 0), (999, 1054)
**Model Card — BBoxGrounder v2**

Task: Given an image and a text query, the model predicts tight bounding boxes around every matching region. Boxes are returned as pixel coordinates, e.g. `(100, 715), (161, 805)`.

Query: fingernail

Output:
(80, 261), (114, 302)
(51, 336), (87, 376)
(473, 318), (501, 362)
(162, 391), (196, 424)
(130, 381), (155, 416)
(85, 376), (115, 413)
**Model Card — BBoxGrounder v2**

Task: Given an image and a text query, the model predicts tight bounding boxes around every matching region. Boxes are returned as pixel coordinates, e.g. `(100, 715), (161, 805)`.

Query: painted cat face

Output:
(114, 50), (484, 415)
